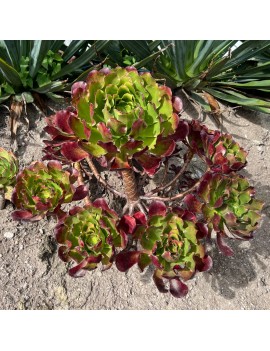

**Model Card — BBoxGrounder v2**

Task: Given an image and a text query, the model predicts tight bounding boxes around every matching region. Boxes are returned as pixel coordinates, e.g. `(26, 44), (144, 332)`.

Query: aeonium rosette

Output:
(115, 201), (212, 298)
(0, 147), (18, 200)
(189, 172), (264, 255)
(44, 67), (188, 175)
(187, 120), (247, 173)
(11, 161), (88, 221)
(55, 199), (122, 277)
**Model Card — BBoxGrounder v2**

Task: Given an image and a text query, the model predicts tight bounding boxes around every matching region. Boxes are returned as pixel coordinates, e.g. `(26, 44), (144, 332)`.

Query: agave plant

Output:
(44, 66), (186, 175)
(116, 201), (212, 298)
(55, 199), (121, 277)
(0, 147), (18, 208)
(0, 40), (110, 103)
(0, 40), (110, 137)
(11, 161), (88, 221)
(186, 120), (247, 173)
(104, 40), (270, 116)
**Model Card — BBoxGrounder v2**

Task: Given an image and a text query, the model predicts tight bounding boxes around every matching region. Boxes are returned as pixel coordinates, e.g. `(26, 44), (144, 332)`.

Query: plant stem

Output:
(85, 157), (126, 199)
(140, 178), (201, 203)
(74, 162), (91, 206)
(121, 169), (139, 203)
(145, 151), (194, 196)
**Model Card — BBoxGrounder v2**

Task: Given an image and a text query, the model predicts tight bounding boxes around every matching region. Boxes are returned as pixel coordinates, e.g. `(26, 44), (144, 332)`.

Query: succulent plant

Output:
(195, 172), (263, 253)
(187, 120), (247, 173)
(116, 201), (212, 298)
(12, 161), (88, 221)
(44, 67), (188, 175)
(0, 147), (18, 193)
(55, 199), (121, 277)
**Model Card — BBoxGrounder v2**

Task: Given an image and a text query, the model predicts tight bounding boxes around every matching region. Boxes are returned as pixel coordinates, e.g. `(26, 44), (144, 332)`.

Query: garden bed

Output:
(0, 95), (269, 310)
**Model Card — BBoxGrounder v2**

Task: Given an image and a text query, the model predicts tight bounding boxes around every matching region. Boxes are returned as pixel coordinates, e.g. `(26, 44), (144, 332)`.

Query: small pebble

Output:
(4, 232), (14, 239)
(39, 229), (44, 234)
(19, 244), (24, 251)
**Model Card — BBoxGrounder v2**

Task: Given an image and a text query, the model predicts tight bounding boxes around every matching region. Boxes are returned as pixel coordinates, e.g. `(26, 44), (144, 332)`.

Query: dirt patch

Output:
(0, 96), (269, 310)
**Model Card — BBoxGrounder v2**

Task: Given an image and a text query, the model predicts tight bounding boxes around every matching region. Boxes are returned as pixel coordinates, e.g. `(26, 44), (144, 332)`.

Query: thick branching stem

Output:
(85, 157), (126, 199)
(74, 162), (91, 206)
(145, 151), (194, 196)
(140, 178), (201, 203)
(121, 169), (139, 202)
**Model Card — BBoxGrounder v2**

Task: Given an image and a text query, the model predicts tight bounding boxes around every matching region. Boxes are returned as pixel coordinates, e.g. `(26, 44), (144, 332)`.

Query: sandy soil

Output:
(0, 95), (269, 310)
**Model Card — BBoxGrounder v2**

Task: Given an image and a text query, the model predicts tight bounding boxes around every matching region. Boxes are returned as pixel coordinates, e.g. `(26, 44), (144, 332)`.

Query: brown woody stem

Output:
(74, 162), (91, 206)
(85, 157), (126, 199)
(121, 168), (139, 203)
(145, 151), (194, 197)
(140, 178), (201, 203)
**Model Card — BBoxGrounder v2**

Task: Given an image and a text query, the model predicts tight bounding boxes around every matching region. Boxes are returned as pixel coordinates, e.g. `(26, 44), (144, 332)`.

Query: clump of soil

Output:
(0, 96), (270, 310)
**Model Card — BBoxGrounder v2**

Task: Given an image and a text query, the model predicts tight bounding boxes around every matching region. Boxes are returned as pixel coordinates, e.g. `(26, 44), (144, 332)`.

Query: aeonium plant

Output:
(11, 66), (264, 298)
(0, 147), (19, 209)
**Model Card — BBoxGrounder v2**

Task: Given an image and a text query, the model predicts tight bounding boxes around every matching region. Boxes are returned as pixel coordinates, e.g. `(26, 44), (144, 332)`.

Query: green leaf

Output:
(32, 80), (67, 93)
(62, 40), (87, 62)
(52, 40), (110, 79)
(0, 58), (22, 87)
(29, 40), (55, 78)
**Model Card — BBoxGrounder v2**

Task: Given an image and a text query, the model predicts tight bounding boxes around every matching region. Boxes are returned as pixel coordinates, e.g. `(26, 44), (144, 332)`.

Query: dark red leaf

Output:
(115, 251), (140, 272)
(12, 210), (34, 221)
(47, 160), (62, 170)
(72, 185), (88, 201)
(153, 270), (168, 293)
(92, 198), (110, 211)
(97, 122), (112, 141)
(195, 255), (213, 272)
(151, 138), (175, 157)
(58, 246), (71, 262)
(69, 206), (83, 216)
(184, 194), (202, 213)
(117, 215), (136, 235)
(151, 255), (163, 269)
(98, 141), (118, 153)
(125, 66), (137, 73)
(171, 120), (189, 141)
(148, 201), (166, 217)
(135, 153), (161, 176)
(61, 142), (89, 162)
(169, 278), (188, 298)
(54, 110), (74, 134)
(196, 222), (209, 239)
(133, 211), (147, 226)
(216, 232), (234, 256)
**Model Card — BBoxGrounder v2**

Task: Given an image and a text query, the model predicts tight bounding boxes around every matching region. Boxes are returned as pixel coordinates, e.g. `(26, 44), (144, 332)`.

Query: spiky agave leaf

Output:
(44, 67), (186, 174)
(187, 120), (247, 173)
(197, 172), (264, 245)
(11, 161), (87, 221)
(0, 147), (18, 193)
(55, 200), (121, 277)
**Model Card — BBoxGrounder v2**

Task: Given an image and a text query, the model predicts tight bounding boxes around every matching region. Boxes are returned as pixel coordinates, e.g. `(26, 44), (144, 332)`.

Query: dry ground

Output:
(0, 95), (269, 310)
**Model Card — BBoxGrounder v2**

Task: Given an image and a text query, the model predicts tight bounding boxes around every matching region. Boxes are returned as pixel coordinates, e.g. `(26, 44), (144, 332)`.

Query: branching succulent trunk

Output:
(121, 169), (139, 203)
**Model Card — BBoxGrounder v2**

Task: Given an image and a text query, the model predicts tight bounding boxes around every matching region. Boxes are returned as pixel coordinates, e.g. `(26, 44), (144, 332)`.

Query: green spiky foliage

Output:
(55, 200), (121, 277)
(0, 147), (18, 200)
(44, 66), (186, 175)
(187, 120), (247, 173)
(11, 160), (87, 221)
(103, 40), (270, 115)
(197, 172), (264, 240)
(0, 40), (110, 104)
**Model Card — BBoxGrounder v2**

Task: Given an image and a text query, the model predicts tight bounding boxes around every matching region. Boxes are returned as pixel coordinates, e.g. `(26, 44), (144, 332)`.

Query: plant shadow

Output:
(203, 178), (270, 300)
